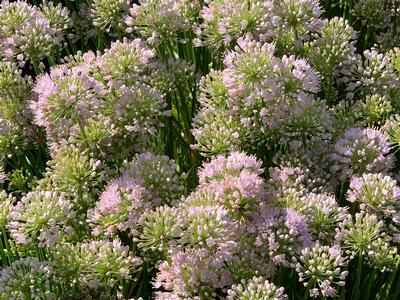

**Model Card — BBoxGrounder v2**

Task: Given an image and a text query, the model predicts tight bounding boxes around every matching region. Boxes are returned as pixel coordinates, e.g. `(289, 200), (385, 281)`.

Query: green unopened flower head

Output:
(227, 276), (287, 300)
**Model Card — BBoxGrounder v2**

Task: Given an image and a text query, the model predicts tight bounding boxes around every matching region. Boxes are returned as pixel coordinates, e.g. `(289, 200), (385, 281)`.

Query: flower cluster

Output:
(1, 0), (400, 299)
(192, 36), (326, 152)
(226, 276), (287, 300)
(331, 127), (394, 181)
(347, 173), (400, 215)
(0, 257), (54, 299)
(0, 61), (35, 164)
(88, 151), (182, 238)
(0, 0), (71, 69)
(31, 39), (170, 161)
(87, 176), (150, 237)
(91, 0), (130, 33)
(194, 0), (275, 50)
(0, 191), (14, 229)
(294, 244), (348, 297)
(126, 0), (202, 46)
(9, 190), (75, 247)
(122, 152), (184, 205)
(51, 239), (142, 296)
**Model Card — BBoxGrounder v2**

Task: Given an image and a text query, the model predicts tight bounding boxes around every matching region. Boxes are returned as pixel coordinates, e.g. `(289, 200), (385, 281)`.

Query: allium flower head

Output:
(0, 190), (14, 229)
(255, 207), (312, 266)
(0, 62), (34, 162)
(277, 57), (320, 95)
(274, 93), (332, 146)
(154, 248), (234, 299)
(198, 70), (230, 109)
(52, 239), (142, 295)
(227, 276), (287, 300)
(17, 18), (55, 60)
(344, 50), (400, 101)
(352, 0), (389, 28)
(207, 170), (267, 221)
(331, 127), (394, 181)
(365, 238), (399, 272)
(100, 83), (169, 158)
(177, 204), (238, 252)
(195, 0), (275, 50)
(0, 257), (54, 299)
(9, 190), (75, 247)
(33, 44), (169, 160)
(294, 244), (348, 298)
(306, 17), (357, 79)
(32, 63), (105, 134)
(191, 108), (244, 155)
(40, 1), (71, 34)
(382, 114), (400, 150)
(218, 37), (320, 147)
(122, 152), (184, 206)
(222, 37), (278, 99)
(0, 1), (37, 36)
(91, 0), (130, 33)
(347, 173), (400, 216)
(183, 185), (222, 208)
(280, 192), (349, 243)
(269, 166), (310, 195)
(87, 176), (150, 237)
(134, 205), (182, 258)
(96, 38), (156, 85)
(0, 61), (32, 122)
(41, 146), (107, 211)
(196, 152), (267, 221)
(224, 243), (277, 283)
(126, 0), (202, 45)
(198, 151), (263, 185)
(272, 0), (323, 52)
(354, 94), (393, 126)
(336, 212), (389, 258)
(271, 140), (335, 192)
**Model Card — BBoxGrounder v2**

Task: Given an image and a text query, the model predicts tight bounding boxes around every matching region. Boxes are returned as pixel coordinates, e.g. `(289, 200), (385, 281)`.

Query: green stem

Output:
(0, 232), (9, 266)
(353, 255), (363, 300)
(382, 257), (400, 299)
(1, 228), (11, 264)
(303, 279), (315, 300)
(364, 270), (377, 300)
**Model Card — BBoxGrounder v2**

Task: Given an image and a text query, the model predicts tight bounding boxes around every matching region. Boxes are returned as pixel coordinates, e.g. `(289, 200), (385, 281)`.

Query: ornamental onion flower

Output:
(294, 244), (348, 298)
(134, 205), (182, 258)
(331, 127), (394, 181)
(91, 0), (130, 33)
(0, 190), (14, 229)
(154, 248), (234, 299)
(353, 94), (393, 126)
(198, 151), (264, 185)
(51, 239), (142, 296)
(39, 146), (108, 214)
(227, 276), (287, 300)
(255, 207), (312, 266)
(121, 151), (184, 206)
(126, 0), (202, 46)
(87, 176), (150, 237)
(336, 212), (389, 258)
(194, 0), (275, 50)
(9, 190), (76, 247)
(0, 257), (54, 299)
(272, 0), (323, 52)
(344, 49), (400, 101)
(347, 173), (400, 216)
(191, 107), (244, 156)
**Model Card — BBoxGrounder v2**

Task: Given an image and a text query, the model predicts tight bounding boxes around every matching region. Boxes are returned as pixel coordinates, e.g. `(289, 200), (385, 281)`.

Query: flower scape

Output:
(0, 0), (400, 299)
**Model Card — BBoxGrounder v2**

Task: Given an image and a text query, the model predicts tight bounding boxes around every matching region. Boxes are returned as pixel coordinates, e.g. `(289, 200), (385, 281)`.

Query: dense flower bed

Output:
(0, 0), (400, 299)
